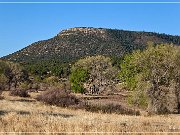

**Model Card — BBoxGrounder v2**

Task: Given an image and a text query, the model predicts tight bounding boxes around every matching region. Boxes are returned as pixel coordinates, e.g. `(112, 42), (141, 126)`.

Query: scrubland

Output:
(0, 91), (180, 134)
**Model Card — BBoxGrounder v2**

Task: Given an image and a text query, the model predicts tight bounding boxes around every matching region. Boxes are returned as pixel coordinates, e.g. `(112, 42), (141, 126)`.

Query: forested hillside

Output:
(2, 27), (180, 64)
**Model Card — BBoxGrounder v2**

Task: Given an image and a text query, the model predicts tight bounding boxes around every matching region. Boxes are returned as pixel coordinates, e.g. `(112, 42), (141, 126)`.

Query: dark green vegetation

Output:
(3, 27), (180, 64)
(1, 27), (180, 115)
(2, 27), (180, 74)
(25, 60), (71, 79)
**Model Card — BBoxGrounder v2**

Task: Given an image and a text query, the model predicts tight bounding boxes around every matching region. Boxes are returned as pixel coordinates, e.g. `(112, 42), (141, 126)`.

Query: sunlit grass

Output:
(0, 91), (180, 133)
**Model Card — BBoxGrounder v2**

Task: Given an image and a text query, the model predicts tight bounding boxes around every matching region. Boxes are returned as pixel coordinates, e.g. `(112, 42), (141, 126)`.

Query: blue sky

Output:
(0, 0), (180, 57)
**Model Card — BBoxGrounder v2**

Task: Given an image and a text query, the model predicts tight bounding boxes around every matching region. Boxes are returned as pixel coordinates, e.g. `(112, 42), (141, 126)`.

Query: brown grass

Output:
(0, 91), (180, 134)
(9, 89), (30, 97)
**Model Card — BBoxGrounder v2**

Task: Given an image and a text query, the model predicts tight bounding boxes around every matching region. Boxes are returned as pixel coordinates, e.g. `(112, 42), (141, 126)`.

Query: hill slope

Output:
(2, 27), (180, 63)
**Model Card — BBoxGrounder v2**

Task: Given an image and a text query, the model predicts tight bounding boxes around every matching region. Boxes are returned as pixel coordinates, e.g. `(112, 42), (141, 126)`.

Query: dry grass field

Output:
(0, 91), (180, 134)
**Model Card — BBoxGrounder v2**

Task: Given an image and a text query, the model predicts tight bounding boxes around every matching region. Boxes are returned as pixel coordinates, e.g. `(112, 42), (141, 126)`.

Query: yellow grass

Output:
(0, 91), (180, 134)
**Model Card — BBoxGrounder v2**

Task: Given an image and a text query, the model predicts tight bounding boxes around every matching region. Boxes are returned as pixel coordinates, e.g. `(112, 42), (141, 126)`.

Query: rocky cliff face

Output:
(2, 27), (180, 64)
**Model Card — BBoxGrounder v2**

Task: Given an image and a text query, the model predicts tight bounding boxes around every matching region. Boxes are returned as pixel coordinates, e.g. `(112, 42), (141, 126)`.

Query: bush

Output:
(0, 75), (8, 99)
(36, 88), (79, 107)
(79, 102), (140, 115)
(0, 88), (2, 98)
(44, 76), (59, 85)
(0, 74), (8, 92)
(19, 82), (31, 90)
(0, 87), (3, 97)
(9, 89), (30, 97)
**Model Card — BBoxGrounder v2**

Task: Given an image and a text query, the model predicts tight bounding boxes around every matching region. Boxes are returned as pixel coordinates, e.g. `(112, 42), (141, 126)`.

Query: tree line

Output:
(1, 43), (180, 114)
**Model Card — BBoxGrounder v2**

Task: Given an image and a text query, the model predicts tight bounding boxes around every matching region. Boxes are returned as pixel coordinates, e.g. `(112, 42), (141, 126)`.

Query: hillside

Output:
(2, 27), (180, 64)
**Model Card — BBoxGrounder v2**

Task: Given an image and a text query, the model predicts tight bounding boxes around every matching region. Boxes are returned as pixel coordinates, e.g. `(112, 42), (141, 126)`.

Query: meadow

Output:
(0, 91), (180, 134)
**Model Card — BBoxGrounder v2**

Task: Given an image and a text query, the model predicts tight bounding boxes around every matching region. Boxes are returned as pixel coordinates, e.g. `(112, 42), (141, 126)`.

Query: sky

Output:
(0, 0), (180, 57)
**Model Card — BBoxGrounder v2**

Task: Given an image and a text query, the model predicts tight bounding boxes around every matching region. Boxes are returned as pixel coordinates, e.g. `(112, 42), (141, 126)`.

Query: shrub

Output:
(36, 88), (79, 107)
(80, 102), (140, 115)
(44, 76), (59, 85)
(9, 89), (30, 97)
(19, 82), (31, 90)
(0, 88), (2, 98)
(0, 74), (7, 95)
(32, 83), (40, 91)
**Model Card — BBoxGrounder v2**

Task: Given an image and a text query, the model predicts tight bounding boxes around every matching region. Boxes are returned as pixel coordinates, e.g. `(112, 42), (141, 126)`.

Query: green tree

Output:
(70, 55), (119, 94)
(119, 43), (180, 113)
(0, 61), (29, 90)
(70, 68), (88, 93)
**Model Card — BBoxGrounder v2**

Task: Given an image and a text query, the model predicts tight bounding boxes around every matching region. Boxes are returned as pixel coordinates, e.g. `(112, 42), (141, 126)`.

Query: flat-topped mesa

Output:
(3, 27), (180, 64)
(58, 27), (108, 37)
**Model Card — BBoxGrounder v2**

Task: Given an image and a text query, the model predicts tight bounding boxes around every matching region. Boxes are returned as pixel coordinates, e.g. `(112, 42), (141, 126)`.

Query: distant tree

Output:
(0, 61), (30, 90)
(25, 60), (71, 79)
(44, 76), (59, 85)
(0, 74), (8, 95)
(0, 60), (10, 91)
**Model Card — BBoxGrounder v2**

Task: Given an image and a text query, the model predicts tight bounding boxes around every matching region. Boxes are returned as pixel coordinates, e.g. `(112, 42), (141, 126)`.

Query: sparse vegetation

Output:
(0, 74), (7, 95)
(0, 91), (180, 133)
(3, 27), (180, 65)
(9, 89), (30, 97)
(81, 102), (140, 115)
(36, 88), (79, 107)
(43, 76), (59, 85)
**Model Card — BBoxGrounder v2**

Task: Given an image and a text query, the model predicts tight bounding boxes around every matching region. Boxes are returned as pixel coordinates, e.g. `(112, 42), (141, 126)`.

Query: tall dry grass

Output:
(0, 91), (180, 134)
